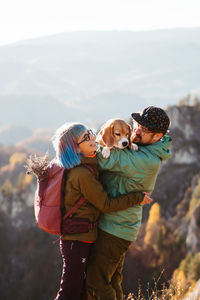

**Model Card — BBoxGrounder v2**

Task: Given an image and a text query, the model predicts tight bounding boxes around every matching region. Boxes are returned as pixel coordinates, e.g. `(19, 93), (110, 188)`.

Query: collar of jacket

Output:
(80, 155), (98, 166)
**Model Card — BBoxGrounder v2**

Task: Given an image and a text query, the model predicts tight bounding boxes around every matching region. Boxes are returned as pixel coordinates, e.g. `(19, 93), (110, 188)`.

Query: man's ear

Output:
(152, 133), (163, 143)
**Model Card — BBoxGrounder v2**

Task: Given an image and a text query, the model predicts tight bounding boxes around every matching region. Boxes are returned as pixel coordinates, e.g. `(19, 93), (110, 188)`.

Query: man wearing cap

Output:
(87, 106), (172, 300)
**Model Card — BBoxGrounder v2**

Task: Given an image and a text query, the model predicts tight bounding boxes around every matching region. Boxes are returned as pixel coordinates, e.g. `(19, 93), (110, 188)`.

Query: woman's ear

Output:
(101, 125), (114, 147)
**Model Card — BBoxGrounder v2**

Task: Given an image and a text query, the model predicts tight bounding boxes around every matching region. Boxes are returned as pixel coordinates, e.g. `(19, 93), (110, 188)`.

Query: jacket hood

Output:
(139, 135), (172, 161)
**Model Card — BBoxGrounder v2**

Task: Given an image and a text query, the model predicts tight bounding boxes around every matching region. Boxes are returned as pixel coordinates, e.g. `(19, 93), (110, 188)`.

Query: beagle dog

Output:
(96, 119), (138, 158)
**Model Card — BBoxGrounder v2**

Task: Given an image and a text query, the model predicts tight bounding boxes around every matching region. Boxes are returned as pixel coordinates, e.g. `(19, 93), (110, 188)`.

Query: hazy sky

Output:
(0, 0), (200, 45)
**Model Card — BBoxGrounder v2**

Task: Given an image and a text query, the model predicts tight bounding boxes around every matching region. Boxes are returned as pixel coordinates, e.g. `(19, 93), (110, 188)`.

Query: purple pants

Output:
(55, 240), (92, 300)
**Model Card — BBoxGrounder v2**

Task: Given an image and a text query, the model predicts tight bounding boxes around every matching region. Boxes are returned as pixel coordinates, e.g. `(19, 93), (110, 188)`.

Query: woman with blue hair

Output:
(52, 122), (151, 300)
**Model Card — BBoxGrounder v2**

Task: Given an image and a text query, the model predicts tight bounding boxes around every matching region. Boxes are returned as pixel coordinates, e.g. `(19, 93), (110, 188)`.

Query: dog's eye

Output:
(115, 133), (121, 136)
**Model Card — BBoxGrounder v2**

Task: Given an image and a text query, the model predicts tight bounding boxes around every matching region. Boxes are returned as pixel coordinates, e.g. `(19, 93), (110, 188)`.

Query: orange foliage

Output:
(144, 202), (161, 247)
(1, 179), (13, 196)
(9, 152), (26, 166)
(24, 174), (33, 185)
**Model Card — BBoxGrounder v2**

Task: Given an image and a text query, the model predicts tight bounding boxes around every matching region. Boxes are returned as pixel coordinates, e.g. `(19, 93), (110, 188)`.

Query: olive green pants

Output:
(87, 230), (131, 300)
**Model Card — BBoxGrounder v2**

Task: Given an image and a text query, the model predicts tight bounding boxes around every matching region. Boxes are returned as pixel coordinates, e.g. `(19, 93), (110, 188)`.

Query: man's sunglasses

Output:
(133, 122), (154, 134)
(78, 129), (95, 145)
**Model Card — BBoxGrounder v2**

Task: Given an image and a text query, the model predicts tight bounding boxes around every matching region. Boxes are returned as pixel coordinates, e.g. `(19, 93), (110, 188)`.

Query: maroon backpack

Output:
(34, 159), (97, 235)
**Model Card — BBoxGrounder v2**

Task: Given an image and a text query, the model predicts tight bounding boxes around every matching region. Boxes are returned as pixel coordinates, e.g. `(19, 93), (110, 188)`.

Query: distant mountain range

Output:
(0, 28), (200, 144)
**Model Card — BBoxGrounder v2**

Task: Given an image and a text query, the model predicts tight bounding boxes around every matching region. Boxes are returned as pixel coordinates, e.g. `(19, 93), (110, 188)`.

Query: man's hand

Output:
(140, 192), (153, 205)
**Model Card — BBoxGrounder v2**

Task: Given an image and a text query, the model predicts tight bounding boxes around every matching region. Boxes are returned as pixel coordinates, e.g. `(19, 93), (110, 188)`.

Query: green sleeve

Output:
(97, 148), (138, 179)
(97, 149), (122, 172)
(97, 135), (172, 175)
(78, 169), (144, 213)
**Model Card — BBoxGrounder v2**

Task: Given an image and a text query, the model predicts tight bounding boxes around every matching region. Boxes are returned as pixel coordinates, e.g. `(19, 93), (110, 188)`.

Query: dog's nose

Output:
(122, 141), (128, 147)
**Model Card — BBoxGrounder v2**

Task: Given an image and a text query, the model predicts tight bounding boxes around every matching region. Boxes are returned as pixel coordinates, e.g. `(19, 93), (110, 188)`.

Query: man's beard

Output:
(132, 133), (142, 144)
(131, 134), (149, 146)
(132, 133), (153, 146)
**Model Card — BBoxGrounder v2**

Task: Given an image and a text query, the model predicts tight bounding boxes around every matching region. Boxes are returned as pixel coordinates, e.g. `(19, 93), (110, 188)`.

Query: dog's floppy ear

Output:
(101, 125), (115, 147)
(96, 129), (104, 145)
(127, 123), (132, 147)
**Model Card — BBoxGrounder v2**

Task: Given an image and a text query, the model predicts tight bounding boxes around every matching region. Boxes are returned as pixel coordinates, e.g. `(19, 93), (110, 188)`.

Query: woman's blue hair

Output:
(52, 123), (87, 169)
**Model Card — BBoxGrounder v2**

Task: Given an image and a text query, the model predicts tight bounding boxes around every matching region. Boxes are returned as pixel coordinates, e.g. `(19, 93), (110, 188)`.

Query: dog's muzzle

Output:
(118, 138), (129, 149)
(122, 141), (128, 147)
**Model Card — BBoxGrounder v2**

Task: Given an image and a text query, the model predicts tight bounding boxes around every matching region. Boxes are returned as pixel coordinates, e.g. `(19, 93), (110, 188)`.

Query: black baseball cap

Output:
(131, 106), (170, 134)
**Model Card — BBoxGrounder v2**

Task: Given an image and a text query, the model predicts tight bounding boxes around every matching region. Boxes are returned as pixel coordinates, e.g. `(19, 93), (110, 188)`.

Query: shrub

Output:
(179, 253), (200, 281)
(9, 152), (26, 166)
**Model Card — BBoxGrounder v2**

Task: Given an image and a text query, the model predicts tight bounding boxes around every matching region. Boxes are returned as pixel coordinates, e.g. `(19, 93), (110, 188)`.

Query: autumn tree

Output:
(179, 253), (200, 281)
(178, 93), (191, 106)
(144, 202), (161, 251)
(9, 152), (26, 167)
(188, 178), (200, 217)
(1, 179), (13, 197)
(192, 94), (200, 106)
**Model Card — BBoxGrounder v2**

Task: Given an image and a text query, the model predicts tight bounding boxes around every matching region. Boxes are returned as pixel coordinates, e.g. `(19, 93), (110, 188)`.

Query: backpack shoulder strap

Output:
(63, 196), (85, 220)
(63, 164), (95, 220)
(83, 164), (95, 177)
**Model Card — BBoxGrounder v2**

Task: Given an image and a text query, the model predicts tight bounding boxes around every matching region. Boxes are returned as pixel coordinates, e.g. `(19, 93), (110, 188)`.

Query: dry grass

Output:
(25, 153), (49, 178)
(125, 269), (191, 300)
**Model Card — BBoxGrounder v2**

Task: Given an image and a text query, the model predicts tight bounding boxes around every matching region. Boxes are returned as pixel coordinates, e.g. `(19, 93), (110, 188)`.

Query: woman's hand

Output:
(140, 192), (153, 205)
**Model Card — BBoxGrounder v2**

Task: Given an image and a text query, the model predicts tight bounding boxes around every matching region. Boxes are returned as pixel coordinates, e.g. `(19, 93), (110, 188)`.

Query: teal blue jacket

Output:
(97, 135), (172, 241)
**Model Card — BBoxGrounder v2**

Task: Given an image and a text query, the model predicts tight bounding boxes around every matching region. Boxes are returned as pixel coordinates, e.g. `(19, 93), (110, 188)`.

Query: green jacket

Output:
(62, 156), (144, 242)
(97, 135), (172, 241)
